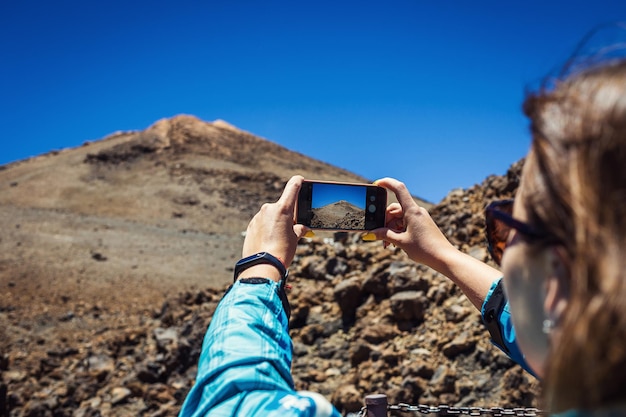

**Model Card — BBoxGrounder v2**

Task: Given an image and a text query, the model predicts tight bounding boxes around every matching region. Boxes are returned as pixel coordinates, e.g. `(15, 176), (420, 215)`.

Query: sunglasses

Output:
(485, 199), (549, 266)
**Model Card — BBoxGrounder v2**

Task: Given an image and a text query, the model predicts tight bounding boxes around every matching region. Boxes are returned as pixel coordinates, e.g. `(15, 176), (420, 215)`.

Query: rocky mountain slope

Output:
(311, 200), (366, 229)
(0, 115), (408, 313)
(0, 116), (537, 417)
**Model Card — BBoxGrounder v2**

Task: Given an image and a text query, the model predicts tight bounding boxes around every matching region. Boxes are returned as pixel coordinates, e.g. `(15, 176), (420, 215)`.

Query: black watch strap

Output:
(233, 252), (291, 320)
(233, 252), (288, 282)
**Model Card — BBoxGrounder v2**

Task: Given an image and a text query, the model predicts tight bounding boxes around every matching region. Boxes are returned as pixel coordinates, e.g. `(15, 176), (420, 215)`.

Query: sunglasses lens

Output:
(486, 201), (514, 266)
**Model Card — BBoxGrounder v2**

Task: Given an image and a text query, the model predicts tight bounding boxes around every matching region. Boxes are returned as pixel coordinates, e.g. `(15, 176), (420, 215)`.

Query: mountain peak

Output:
(211, 119), (245, 133)
(142, 114), (215, 148)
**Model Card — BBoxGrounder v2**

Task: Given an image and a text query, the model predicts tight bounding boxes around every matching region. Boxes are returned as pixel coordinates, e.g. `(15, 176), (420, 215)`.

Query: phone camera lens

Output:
(368, 204), (376, 213)
(369, 195), (376, 202)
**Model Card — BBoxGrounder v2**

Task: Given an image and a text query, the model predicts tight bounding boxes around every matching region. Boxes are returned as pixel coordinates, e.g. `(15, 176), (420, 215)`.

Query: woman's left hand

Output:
(239, 175), (310, 281)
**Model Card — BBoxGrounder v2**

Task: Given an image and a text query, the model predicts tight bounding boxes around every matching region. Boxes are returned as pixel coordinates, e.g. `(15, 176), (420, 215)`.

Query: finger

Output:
(386, 217), (405, 232)
(384, 203), (405, 231)
(374, 178), (416, 210)
(293, 224), (310, 239)
(276, 175), (304, 210)
(386, 202), (403, 218)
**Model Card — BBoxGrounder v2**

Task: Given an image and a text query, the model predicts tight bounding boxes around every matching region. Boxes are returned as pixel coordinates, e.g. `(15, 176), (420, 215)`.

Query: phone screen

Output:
(297, 181), (387, 231)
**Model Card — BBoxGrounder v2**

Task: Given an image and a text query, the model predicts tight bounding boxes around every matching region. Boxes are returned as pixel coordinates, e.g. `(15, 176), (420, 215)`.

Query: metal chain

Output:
(356, 403), (547, 416)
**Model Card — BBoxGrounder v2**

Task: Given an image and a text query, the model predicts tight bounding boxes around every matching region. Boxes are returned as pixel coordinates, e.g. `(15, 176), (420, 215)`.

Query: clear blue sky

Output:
(2, 1), (625, 203)
(312, 183), (366, 210)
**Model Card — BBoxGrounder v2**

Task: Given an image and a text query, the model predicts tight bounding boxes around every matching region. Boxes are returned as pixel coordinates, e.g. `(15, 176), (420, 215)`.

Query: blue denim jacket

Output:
(178, 278), (342, 417)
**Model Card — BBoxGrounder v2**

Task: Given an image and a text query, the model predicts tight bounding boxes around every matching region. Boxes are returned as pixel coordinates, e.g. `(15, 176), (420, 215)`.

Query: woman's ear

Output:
(544, 246), (570, 326)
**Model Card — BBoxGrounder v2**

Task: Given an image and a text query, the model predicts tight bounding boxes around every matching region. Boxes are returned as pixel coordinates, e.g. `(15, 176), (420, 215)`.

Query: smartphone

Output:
(296, 180), (387, 231)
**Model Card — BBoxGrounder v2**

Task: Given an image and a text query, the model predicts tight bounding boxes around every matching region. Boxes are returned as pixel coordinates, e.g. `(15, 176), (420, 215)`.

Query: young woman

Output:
(179, 57), (626, 416)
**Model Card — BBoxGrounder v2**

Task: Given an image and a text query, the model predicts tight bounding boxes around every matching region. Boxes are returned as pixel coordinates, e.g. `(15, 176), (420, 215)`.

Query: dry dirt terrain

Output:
(0, 116), (538, 417)
(0, 116), (383, 316)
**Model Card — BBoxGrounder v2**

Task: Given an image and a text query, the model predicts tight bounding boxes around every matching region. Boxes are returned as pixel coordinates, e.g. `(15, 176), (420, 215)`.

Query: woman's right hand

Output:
(366, 177), (502, 311)
(364, 177), (457, 269)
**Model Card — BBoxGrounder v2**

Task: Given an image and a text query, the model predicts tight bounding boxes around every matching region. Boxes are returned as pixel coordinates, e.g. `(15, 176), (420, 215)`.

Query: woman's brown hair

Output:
(521, 57), (626, 411)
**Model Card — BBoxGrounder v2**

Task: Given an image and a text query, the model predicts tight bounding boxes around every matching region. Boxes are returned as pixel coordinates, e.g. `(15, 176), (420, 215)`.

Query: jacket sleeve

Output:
(481, 278), (536, 377)
(178, 278), (341, 417)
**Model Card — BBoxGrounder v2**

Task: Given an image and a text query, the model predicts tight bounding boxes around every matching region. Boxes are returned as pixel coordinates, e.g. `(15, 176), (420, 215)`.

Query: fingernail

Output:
(361, 232), (377, 241)
(372, 179), (381, 185)
(304, 231), (316, 238)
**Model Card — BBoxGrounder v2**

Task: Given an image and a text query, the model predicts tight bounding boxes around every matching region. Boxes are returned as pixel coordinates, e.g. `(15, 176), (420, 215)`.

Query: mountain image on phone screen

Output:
(297, 181), (386, 231)
(311, 198), (365, 229)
